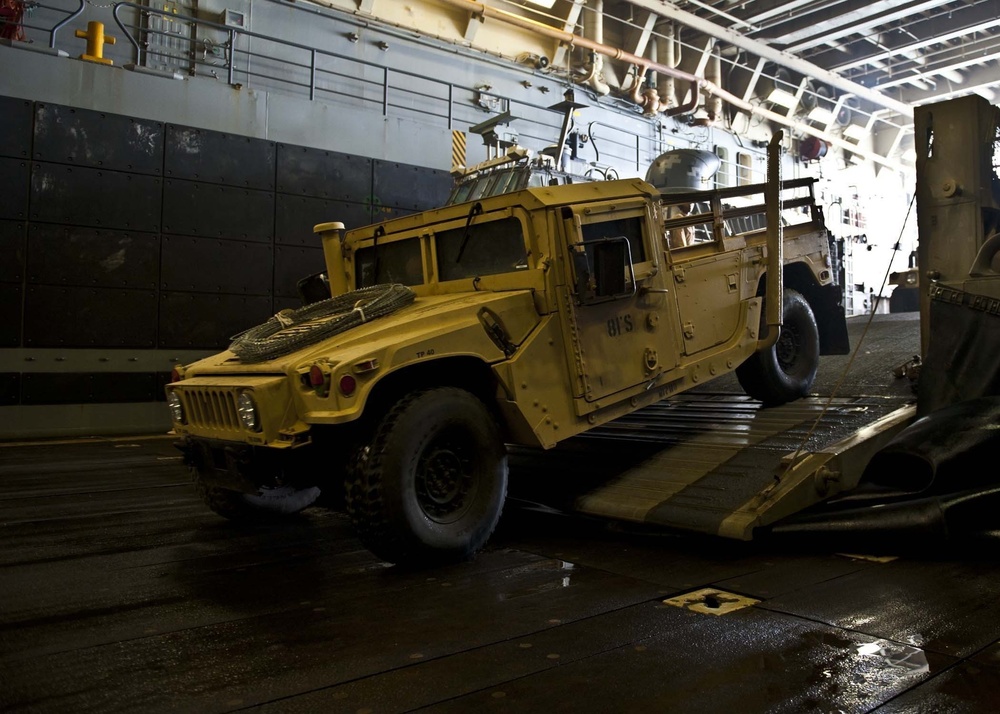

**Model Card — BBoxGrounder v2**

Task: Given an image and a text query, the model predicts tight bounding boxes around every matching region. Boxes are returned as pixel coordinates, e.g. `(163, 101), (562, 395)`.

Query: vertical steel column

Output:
(309, 49), (317, 101)
(383, 67), (389, 116)
(227, 29), (235, 85)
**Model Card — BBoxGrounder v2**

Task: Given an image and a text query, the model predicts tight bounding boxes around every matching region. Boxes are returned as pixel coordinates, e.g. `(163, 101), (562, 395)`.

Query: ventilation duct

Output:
(757, 65), (795, 107)
(800, 81), (833, 112)
(836, 96), (860, 127)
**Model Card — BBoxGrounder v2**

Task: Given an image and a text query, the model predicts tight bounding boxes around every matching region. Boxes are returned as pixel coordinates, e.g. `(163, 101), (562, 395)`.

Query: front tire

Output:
(736, 288), (820, 406)
(345, 388), (508, 565)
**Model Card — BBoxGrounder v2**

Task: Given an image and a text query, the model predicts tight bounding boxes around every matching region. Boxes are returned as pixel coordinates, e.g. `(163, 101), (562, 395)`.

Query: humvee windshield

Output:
(355, 217), (528, 288)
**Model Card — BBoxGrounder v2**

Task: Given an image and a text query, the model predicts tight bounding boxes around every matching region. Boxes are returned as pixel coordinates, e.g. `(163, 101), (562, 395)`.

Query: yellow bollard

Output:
(75, 21), (117, 65)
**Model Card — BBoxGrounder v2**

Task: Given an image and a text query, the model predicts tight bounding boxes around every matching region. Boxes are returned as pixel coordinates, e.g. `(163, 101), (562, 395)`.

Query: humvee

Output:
(165, 134), (849, 564)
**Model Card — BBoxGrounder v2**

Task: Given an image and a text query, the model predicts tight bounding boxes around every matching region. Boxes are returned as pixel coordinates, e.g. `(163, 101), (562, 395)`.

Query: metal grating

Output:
(182, 388), (240, 431)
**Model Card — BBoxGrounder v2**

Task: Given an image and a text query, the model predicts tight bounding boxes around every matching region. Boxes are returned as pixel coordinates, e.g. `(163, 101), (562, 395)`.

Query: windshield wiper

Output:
(455, 202), (483, 263)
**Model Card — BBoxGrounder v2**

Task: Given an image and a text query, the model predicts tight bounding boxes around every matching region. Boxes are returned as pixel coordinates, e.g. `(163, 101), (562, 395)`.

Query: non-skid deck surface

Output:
(6, 312), (999, 713)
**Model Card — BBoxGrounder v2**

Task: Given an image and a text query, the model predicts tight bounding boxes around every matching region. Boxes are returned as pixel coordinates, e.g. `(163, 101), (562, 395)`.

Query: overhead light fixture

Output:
(808, 106), (835, 125)
(522, 0), (557, 7)
(843, 124), (867, 141)
(767, 88), (798, 109)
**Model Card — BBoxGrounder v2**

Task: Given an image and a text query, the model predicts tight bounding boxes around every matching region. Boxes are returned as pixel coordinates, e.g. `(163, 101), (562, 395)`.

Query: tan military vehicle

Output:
(165, 135), (849, 565)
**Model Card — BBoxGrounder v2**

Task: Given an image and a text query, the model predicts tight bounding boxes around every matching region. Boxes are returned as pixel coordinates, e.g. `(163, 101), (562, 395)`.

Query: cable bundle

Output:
(229, 284), (416, 363)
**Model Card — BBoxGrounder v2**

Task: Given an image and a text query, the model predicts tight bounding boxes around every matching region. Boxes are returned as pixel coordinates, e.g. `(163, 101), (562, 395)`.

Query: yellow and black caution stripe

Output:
(452, 130), (466, 171)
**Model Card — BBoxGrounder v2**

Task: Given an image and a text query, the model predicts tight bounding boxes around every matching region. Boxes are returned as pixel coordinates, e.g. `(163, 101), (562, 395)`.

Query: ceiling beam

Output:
(806, 0), (1000, 72)
(751, 0), (917, 44)
(719, 0), (822, 28)
(859, 38), (1000, 90)
(780, 0), (950, 54)
(618, 0), (914, 117)
(887, 62), (1000, 105)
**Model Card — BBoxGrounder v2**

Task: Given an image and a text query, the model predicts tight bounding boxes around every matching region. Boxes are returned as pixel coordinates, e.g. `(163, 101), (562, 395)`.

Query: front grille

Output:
(181, 388), (241, 431)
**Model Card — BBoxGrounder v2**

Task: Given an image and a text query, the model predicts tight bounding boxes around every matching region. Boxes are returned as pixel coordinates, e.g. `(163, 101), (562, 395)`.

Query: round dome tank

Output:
(645, 149), (721, 193)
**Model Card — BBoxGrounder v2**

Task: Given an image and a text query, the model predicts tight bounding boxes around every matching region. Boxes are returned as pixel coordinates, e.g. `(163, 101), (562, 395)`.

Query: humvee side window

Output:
(436, 217), (527, 281)
(571, 237), (633, 303)
(355, 238), (423, 289)
(581, 216), (646, 262)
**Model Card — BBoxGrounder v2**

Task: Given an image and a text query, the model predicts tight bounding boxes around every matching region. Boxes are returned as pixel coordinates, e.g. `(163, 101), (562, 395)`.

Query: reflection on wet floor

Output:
(856, 641), (931, 676)
(3, 414), (1000, 712)
(497, 559), (576, 601)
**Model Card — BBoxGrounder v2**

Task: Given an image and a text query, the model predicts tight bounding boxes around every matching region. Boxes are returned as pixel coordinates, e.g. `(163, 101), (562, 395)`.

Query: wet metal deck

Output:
(4, 313), (1000, 712)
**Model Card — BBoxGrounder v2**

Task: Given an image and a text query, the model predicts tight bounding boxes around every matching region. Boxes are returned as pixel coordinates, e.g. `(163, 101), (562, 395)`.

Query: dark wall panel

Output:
(34, 103), (164, 175)
(275, 195), (370, 246)
(30, 163), (161, 232)
(24, 285), (157, 348)
(159, 292), (273, 349)
(27, 225), (158, 289)
(0, 220), (25, 282)
(276, 144), (372, 203)
(0, 96), (33, 160)
(0, 373), (19, 405)
(161, 235), (273, 294)
(275, 245), (325, 298)
(273, 296), (301, 312)
(0, 158), (30, 220)
(0, 283), (21, 346)
(373, 160), (452, 211)
(165, 125), (275, 190)
(162, 180), (274, 242)
(21, 372), (158, 405)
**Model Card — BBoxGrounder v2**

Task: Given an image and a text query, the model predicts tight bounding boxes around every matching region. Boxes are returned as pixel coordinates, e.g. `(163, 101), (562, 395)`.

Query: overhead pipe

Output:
(705, 48), (723, 122)
(435, 0), (905, 172)
(655, 22), (676, 110)
(581, 0), (610, 96)
(622, 0), (914, 119)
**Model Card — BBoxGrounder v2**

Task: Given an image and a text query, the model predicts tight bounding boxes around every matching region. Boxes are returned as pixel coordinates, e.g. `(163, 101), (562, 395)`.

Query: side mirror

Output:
(297, 271), (331, 305)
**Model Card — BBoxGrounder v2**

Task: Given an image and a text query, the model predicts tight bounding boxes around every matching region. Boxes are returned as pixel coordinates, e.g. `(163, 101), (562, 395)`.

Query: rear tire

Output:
(736, 288), (820, 406)
(345, 388), (508, 565)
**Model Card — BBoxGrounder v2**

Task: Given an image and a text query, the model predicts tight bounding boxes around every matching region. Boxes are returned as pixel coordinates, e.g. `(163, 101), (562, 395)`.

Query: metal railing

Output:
(111, 2), (460, 126)
(0, 0), (84, 48)
(3, 0), (654, 172)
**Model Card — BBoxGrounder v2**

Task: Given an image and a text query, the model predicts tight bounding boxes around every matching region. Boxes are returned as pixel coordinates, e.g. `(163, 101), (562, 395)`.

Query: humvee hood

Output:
(184, 290), (540, 374)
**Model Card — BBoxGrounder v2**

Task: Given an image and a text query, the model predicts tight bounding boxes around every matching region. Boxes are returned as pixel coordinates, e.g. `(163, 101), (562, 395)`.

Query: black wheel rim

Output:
(415, 428), (475, 523)
(775, 323), (801, 373)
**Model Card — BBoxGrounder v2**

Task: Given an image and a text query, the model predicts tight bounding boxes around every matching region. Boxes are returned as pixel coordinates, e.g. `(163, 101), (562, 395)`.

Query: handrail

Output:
(48, 0), (84, 48)
(110, 1), (458, 108)
(6, 0), (657, 174)
(0, 0), (84, 48)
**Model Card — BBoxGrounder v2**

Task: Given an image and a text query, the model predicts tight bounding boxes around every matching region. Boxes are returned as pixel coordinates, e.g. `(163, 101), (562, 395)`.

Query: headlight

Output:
(237, 392), (260, 432)
(166, 391), (184, 423)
